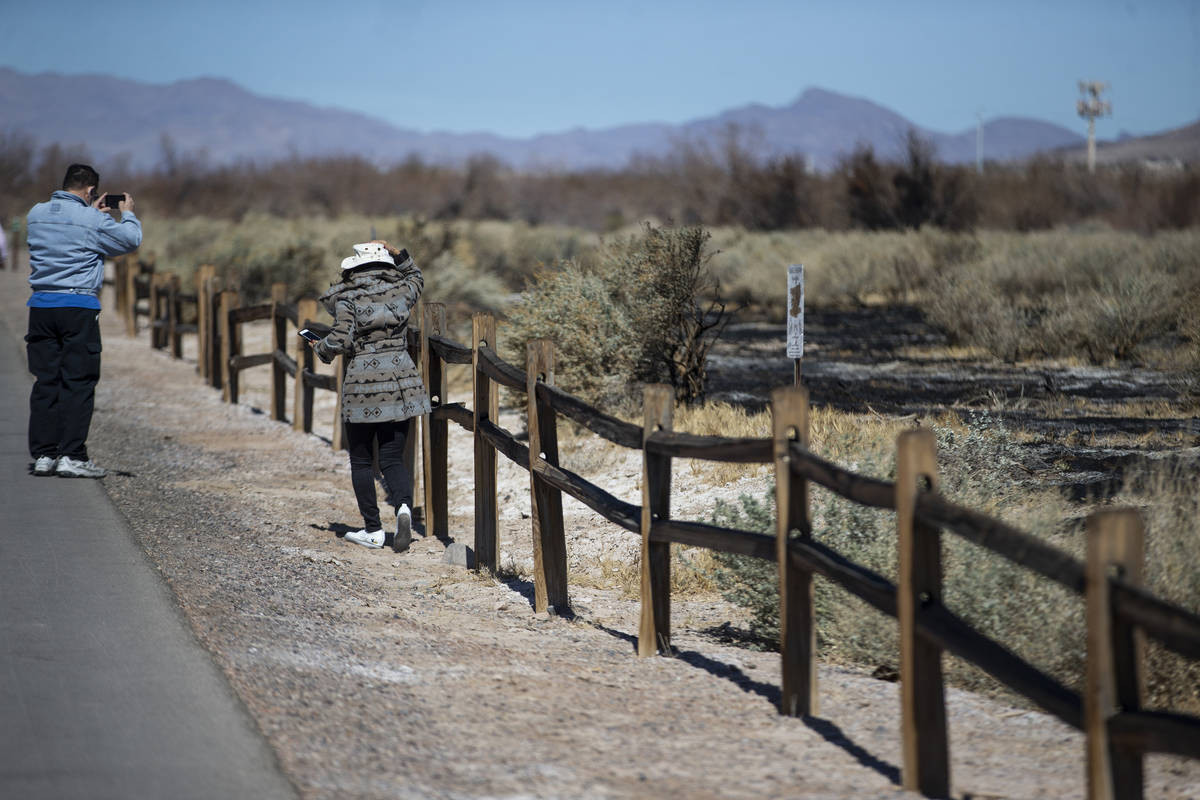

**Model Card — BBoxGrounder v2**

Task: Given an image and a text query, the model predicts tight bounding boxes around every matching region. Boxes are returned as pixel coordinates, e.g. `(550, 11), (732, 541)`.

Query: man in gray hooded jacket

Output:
(25, 163), (142, 478)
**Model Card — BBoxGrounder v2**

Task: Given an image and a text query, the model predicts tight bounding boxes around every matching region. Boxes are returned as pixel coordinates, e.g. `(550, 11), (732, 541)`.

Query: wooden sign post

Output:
(787, 264), (804, 386)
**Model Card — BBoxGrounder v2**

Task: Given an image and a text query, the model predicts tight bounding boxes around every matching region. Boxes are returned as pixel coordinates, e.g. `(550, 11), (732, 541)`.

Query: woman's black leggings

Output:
(345, 418), (413, 531)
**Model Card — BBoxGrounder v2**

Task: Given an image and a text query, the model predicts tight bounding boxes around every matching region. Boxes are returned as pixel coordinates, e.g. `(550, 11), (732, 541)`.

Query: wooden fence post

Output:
(148, 274), (162, 348)
(527, 339), (568, 613)
(168, 274), (182, 358)
(639, 385), (674, 657)
(896, 429), (950, 798)
(472, 313), (499, 572)
(1085, 508), (1146, 800)
(196, 266), (215, 378)
(331, 355), (347, 451)
(270, 299), (287, 422)
(771, 386), (815, 717)
(123, 257), (138, 337)
(218, 290), (239, 404)
(114, 255), (128, 319)
(6, 218), (18, 272)
(405, 307), (422, 524)
(208, 275), (225, 389)
(421, 302), (449, 540)
(294, 298), (317, 433)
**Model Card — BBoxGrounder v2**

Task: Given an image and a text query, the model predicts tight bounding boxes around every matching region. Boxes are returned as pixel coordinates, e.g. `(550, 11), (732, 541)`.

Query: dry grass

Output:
(143, 212), (1198, 377)
(708, 409), (1200, 714)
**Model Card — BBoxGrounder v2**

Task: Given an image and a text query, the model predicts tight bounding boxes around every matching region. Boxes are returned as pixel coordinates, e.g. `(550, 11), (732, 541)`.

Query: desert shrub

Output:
(1112, 462), (1200, 713)
(1178, 284), (1200, 394)
(505, 261), (636, 405)
(507, 223), (728, 407)
(711, 413), (1096, 703)
(926, 229), (1197, 363)
(616, 224), (730, 402)
(801, 228), (980, 308)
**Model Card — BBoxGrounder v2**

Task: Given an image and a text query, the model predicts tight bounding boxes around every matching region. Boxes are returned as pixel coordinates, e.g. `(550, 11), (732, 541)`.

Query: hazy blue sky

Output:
(3, 0), (1197, 139)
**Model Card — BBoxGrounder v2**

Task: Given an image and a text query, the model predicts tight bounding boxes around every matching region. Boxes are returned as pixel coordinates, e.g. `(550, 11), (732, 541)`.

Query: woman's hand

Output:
(370, 239), (403, 259)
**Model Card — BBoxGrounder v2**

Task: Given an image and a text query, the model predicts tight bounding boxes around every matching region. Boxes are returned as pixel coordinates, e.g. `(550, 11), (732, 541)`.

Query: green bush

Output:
(506, 223), (728, 407)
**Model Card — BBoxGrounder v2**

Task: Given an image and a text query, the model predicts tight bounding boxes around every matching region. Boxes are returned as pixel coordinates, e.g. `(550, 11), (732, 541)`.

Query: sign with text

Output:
(787, 263), (804, 359)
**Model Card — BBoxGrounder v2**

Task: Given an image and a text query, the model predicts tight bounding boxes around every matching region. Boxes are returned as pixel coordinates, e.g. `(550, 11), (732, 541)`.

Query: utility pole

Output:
(975, 110), (985, 174)
(1077, 81), (1111, 173)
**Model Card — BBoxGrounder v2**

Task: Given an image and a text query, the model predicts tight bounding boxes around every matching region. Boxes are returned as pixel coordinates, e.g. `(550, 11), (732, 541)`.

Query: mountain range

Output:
(1, 66), (1191, 173)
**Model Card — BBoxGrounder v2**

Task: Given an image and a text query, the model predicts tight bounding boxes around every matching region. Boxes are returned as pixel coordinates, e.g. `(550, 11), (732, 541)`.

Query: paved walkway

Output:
(0, 266), (295, 799)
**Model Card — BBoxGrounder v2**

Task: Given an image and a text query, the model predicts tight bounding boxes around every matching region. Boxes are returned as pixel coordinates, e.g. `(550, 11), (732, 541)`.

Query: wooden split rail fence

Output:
(121, 263), (1200, 800)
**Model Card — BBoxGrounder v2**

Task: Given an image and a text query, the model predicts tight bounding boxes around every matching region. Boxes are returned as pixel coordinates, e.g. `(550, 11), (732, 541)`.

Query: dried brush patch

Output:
(706, 412), (1200, 713)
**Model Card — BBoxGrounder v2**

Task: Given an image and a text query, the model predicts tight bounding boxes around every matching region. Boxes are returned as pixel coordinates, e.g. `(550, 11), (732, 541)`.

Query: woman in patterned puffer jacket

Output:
(310, 241), (431, 552)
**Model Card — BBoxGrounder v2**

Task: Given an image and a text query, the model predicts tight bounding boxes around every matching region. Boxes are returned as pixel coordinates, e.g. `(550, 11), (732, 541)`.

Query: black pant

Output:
(346, 418), (414, 531)
(27, 307), (102, 460)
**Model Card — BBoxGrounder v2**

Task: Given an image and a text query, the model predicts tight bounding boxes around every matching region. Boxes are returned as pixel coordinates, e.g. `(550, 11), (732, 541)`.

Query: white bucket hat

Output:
(340, 242), (396, 271)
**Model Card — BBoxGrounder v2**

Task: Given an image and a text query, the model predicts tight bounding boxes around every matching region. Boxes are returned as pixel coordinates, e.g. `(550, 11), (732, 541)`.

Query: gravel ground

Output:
(3, 266), (1198, 799)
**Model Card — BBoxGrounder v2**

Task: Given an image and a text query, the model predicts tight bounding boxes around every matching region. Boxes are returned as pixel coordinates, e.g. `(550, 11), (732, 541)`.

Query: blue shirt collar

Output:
(51, 190), (89, 206)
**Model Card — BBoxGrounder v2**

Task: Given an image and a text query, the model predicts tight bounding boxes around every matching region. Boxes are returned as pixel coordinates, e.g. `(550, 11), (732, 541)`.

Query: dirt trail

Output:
(3, 268), (1198, 799)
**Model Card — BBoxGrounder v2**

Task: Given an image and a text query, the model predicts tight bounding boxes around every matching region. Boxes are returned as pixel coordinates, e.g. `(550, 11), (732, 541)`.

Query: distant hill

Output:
(0, 67), (1101, 172)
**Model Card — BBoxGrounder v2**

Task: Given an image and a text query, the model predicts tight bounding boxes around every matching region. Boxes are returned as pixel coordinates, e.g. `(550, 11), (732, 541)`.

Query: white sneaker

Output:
(345, 528), (385, 549)
(56, 456), (107, 478)
(394, 504), (412, 553)
(33, 456), (58, 476)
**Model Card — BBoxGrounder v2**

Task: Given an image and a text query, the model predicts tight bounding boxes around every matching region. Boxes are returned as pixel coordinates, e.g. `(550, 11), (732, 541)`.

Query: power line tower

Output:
(1076, 81), (1111, 173)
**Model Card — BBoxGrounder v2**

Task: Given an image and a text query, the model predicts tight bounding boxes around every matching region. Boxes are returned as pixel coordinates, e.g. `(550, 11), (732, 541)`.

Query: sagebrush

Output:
(711, 414), (1200, 712)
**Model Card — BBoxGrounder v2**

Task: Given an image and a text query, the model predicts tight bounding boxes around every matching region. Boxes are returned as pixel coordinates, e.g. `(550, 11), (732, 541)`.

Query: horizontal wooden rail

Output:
(646, 431), (772, 463)
(786, 441), (1088, 595)
(276, 350), (297, 378)
(1109, 710), (1200, 759)
(918, 601), (1083, 730)
(477, 345), (528, 391)
(477, 418), (531, 470)
(1112, 583), (1200, 660)
(301, 369), (337, 392)
(531, 458), (640, 533)
(789, 537), (897, 616)
(916, 492), (1087, 595)
(651, 519), (774, 559)
(228, 303), (274, 324)
(788, 442), (895, 509)
(429, 334), (473, 365)
(535, 382), (643, 450)
(788, 532), (1084, 730)
(431, 402), (474, 431)
(230, 352), (274, 372)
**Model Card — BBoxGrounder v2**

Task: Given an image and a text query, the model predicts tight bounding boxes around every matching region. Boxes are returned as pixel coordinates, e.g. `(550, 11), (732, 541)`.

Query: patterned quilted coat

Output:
(314, 255), (431, 424)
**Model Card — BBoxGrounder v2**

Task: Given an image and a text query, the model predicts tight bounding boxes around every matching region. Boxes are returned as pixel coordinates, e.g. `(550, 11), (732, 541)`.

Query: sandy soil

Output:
(3, 266), (1198, 799)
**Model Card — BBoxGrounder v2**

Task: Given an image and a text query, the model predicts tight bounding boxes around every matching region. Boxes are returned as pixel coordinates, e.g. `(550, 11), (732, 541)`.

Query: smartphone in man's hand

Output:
(298, 329), (322, 343)
(104, 193), (124, 209)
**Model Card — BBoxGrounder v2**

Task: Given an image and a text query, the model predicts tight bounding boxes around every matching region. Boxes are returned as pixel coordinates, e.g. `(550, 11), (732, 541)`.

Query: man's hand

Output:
(118, 193), (134, 214)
